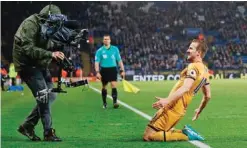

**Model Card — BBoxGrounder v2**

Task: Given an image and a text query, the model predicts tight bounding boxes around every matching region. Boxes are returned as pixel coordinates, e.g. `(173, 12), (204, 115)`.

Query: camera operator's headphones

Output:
(41, 3), (88, 45)
(41, 4), (68, 40)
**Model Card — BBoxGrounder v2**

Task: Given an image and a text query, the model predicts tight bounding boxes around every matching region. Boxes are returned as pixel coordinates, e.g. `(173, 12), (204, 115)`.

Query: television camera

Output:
(41, 13), (89, 93)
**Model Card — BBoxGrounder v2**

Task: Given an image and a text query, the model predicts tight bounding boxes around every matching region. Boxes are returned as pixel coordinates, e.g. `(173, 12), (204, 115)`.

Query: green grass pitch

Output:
(1, 79), (247, 148)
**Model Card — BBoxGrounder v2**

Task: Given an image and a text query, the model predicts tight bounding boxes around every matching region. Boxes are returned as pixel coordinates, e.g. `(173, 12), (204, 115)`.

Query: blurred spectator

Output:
(1, 1), (247, 75)
(9, 63), (17, 86)
(1, 66), (8, 91)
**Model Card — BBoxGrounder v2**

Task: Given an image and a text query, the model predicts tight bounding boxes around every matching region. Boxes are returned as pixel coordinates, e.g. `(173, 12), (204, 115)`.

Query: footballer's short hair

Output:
(192, 39), (208, 58)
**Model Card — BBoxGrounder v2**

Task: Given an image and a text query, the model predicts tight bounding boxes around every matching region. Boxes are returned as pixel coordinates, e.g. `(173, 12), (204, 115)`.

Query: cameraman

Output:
(13, 4), (64, 142)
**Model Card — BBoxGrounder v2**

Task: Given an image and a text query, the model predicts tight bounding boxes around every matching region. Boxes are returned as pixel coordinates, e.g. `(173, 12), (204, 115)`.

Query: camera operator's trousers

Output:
(19, 67), (56, 135)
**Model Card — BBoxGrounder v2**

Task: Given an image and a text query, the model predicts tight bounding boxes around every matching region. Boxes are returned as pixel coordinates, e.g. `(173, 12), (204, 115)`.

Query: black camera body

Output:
(41, 14), (89, 93)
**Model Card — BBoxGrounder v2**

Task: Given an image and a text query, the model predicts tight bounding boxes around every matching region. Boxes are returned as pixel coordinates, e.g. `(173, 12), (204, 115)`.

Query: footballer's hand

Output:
(52, 51), (65, 61)
(152, 96), (169, 110)
(96, 72), (102, 80)
(192, 108), (200, 121)
(120, 71), (125, 79)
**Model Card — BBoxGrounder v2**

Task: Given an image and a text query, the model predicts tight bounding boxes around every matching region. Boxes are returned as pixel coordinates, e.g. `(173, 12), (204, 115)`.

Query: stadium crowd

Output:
(1, 2), (247, 76)
(88, 2), (247, 74)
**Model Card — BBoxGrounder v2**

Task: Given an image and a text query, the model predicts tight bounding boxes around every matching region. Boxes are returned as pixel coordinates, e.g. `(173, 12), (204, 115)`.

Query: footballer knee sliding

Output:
(143, 131), (188, 142)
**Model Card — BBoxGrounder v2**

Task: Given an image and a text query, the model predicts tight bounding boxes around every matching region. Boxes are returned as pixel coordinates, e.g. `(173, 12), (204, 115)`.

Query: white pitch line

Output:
(189, 141), (212, 148)
(89, 85), (211, 148)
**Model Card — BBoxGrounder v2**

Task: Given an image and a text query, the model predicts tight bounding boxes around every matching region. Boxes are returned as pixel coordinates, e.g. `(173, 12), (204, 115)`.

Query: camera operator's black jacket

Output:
(13, 5), (61, 72)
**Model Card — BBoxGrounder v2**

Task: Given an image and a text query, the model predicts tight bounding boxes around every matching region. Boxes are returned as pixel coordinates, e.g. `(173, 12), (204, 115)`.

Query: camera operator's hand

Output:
(96, 72), (102, 80)
(52, 51), (64, 61)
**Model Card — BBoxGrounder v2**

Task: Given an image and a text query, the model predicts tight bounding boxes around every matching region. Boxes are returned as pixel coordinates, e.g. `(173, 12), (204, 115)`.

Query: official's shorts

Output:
(100, 67), (118, 85)
(148, 104), (185, 132)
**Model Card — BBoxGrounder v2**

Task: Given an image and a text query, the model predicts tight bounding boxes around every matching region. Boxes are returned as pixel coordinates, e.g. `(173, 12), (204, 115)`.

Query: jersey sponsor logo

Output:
(103, 54), (107, 59)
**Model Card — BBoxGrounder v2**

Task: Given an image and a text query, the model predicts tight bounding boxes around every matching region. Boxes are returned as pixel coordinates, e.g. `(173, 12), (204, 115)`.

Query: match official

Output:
(95, 35), (125, 109)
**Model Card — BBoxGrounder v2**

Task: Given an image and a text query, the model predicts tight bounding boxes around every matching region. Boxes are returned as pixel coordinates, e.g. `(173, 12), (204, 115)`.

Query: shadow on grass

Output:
(2, 136), (34, 142)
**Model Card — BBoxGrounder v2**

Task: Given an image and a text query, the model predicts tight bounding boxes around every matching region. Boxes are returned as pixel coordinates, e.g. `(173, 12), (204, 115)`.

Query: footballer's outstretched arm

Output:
(153, 78), (194, 109)
(192, 84), (211, 121)
(166, 78), (194, 103)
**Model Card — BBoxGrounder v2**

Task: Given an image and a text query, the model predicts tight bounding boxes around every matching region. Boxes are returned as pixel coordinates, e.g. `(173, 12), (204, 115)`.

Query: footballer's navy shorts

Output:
(100, 67), (118, 85)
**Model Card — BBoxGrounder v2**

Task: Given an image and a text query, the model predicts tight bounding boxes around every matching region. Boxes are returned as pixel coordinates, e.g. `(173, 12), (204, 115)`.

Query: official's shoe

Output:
(182, 125), (204, 141)
(44, 128), (62, 142)
(17, 125), (41, 141)
(113, 103), (119, 109)
(103, 103), (107, 109)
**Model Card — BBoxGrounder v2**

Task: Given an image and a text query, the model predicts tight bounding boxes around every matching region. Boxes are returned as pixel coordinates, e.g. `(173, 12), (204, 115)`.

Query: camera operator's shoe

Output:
(44, 128), (62, 142)
(103, 103), (107, 109)
(113, 103), (119, 109)
(17, 125), (41, 141)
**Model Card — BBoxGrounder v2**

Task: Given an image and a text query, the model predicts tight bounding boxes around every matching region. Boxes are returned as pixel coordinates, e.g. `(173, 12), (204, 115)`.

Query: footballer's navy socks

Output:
(112, 88), (118, 103)
(101, 88), (107, 104)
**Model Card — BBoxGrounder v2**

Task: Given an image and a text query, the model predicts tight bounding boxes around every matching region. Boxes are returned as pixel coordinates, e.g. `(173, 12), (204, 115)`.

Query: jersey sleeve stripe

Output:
(185, 76), (196, 80)
(194, 78), (207, 94)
